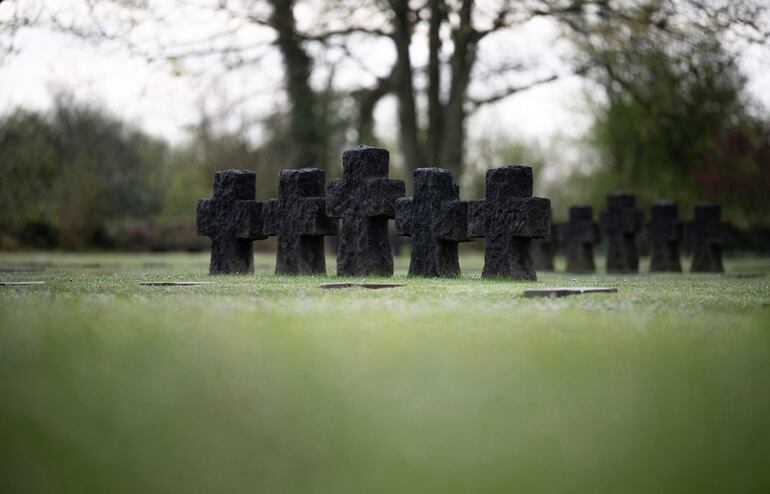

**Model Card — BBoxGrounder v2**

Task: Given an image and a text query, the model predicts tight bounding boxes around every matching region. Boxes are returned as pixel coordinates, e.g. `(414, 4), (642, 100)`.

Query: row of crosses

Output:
(198, 145), (725, 278)
(532, 193), (725, 274)
(198, 145), (551, 279)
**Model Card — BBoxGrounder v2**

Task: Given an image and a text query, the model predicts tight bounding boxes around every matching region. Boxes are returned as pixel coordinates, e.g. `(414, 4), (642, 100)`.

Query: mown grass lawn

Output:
(1, 252), (769, 493)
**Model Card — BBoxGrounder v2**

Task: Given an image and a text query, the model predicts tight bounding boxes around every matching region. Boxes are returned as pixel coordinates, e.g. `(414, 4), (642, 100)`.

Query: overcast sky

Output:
(1, 1), (768, 157)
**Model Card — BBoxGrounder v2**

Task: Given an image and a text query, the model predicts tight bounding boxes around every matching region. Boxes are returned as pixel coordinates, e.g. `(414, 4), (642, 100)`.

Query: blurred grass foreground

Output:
(1, 252), (769, 493)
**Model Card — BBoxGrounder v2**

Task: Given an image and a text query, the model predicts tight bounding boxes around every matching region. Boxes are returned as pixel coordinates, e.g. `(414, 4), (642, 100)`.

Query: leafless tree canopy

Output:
(2, 0), (768, 176)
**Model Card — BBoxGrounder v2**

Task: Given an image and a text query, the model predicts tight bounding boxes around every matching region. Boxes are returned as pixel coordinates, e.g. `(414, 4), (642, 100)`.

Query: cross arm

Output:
(633, 209), (644, 233)
(711, 220), (728, 244)
(599, 211), (609, 232)
(196, 198), (216, 237)
(326, 178), (348, 218)
(570, 220), (600, 243)
(362, 178), (406, 218)
(493, 197), (551, 238)
(510, 197), (551, 238)
(234, 201), (267, 240)
(550, 223), (561, 243)
(299, 197), (338, 236)
(554, 222), (566, 244)
(689, 219), (727, 244)
(437, 200), (470, 242)
(467, 200), (486, 238)
(395, 197), (414, 236)
(647, 219), (684, 242)
(262, 199), (280, 236)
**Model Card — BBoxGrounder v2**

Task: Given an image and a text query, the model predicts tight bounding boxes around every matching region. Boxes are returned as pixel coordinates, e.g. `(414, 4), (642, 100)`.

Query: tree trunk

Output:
(426, 0), (444, 165)
(270, 0), (324, 169)
(440, 0), (477, 178)
(390, 0), (422, 174)
(355, 71), (395, 146)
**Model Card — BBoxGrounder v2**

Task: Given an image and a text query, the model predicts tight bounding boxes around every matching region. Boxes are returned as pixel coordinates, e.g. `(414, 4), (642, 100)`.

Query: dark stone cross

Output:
(395, 168), (469, 277)
(468, 166), (551, 280)
(563, 205), (599, 273)
(688, 203), (725, 273)
(600, 192), (643, 273)
(647, 200), (683, 272)
(327, 145), (406, 276)
(532, 215), (558, 272)
(263, 168), (338, 275)
(197, 169), (266, 274)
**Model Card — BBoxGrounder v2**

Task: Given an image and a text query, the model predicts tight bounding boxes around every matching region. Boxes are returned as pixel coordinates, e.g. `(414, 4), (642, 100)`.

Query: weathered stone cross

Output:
(647, 200), (683, 272)
(533, 213), (557, 272)
(197, 169), (266, 274)
(468, 166), (551, 280)
(688, 203), (725, 273)
(263, 168), (338, 275)
(326, 145), (405, 276)
(395, 168), (469, 277)
(564, 205), (599, 273)
(600, 192), (643, 273)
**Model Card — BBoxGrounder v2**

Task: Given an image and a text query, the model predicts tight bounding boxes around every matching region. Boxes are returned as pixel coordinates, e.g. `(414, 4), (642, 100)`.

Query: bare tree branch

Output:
(468, 73), (561, 110)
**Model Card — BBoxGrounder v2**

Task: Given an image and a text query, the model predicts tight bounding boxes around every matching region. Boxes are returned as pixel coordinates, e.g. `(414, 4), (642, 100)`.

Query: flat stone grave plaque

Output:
(0, 266), (46, 273)
(140, 282), (215, 286)
(320, 282), (404, 290)
(523, 287), (617, 298)
(725, 273), (765, 279)
(0, 281), (46, 286)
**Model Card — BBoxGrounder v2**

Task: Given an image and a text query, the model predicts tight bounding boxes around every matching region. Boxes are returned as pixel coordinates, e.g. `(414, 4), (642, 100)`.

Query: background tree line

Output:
(0, 0), (769, 250)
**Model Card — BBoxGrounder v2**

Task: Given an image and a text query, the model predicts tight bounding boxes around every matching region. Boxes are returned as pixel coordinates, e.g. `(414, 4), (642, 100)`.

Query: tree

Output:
(0, 94), (167, 248)
(561, 0), (770, 226)
(1, 0), (578, 178)
(3, 0), (768, 182)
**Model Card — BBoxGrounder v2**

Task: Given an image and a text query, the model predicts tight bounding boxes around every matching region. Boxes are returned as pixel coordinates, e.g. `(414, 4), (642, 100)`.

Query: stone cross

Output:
(688, 203), (725, 273)
(647, 200), (683, 272)
(326, 145), (406, 276)
(563, 205), (599, 273)
(533, 215), (557, 272)
(395, 168), (469, 277)
(263, 168), (338, 275)
(197, 169), (266, 274)
(468, 166), (551, 280)
(600, 192), (643, 273)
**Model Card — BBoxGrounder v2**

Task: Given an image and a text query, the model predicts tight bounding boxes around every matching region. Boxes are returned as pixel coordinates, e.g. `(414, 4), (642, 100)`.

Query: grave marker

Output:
(600, 192), (643, 273)
(395, 168), (469, 277)
(326, 145), (405, 276)
(467, 166), (551, 280)
(533, 216), (557, 272)
(263, 168), (337, 275)
(688, 203), (725, 273)
(564, 205), (599, 273)
(648, 200), (683, 272)
(197, 169), (266, 274)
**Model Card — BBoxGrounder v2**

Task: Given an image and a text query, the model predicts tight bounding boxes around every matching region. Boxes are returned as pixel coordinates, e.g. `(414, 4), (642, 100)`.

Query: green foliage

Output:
(0, 87), (359, 250)
(572, 1), (770, 226)
(0, 252), (769, 493)
(0, 94), (167, 249)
